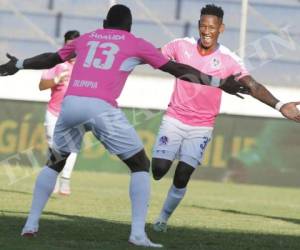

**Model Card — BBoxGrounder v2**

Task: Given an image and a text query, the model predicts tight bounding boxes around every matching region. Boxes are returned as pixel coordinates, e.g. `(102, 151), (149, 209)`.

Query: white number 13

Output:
(83, 41), (119, 70)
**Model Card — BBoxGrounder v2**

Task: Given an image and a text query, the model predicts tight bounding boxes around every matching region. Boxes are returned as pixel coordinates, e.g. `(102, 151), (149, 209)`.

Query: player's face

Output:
(198, 15), (224, 50)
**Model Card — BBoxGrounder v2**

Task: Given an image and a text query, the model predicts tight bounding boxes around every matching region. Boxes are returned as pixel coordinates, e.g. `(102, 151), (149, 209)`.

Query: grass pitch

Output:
(1, 167), (300, 250)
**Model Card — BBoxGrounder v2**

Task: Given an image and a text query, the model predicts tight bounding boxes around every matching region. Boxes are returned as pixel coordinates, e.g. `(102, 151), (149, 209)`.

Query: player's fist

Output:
(0, 53), (20, 76)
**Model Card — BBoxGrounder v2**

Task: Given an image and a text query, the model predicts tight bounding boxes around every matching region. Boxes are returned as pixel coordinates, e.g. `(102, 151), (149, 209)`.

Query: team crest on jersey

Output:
(159, 136), (168, 145)
(211, 58), (221, 69)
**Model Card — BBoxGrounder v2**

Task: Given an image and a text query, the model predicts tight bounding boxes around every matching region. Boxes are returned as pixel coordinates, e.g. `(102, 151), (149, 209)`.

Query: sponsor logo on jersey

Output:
(89, 32), (125, 41)
(159, 136), (168, 145)
(211, 57), (221, 69)
(73, 80), (98, 89)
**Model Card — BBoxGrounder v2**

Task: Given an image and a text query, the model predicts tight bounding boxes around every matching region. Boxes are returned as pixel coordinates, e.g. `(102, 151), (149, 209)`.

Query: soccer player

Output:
(151, 4), (300, 233)
(0, 4), (244, 248)
(39, 30), (80, 195)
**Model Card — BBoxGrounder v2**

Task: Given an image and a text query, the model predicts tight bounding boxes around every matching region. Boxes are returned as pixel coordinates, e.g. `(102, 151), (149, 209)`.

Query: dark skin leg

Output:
(152, 158), (195, 189)
(173, 161), (195, 189)
(47, 147), (70, 173)
(122, 149), (150, 172)
(152, 158), (173, 180)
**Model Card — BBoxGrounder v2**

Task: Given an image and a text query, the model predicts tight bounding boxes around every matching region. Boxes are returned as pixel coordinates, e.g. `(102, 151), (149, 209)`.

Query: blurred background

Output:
(0, 0), (300, 187)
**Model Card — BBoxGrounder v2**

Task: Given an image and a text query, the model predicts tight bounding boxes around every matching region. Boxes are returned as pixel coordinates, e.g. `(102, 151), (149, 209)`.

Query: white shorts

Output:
(152, 116), (213, 168)
(44, 110), (58, 147)
(53, 96), (143, 160)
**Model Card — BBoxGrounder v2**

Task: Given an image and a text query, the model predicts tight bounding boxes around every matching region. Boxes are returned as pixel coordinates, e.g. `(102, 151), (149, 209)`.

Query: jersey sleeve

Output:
(161, 38), (185, 61)
(41, 65), (58, 80)
(227, 52), (249, 80)
(136, 38), (169, 69)
(57, 38), (77, 62)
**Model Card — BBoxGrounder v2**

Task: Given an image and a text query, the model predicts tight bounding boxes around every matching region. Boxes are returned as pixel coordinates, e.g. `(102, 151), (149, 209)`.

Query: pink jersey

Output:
(41, 61), (74, 116)
(162, 37), (249, 127)
(58, 28), (168, 107)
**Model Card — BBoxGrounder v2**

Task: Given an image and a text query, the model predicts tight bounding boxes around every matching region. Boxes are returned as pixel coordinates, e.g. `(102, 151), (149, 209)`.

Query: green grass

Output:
(1, 167), (300, 250)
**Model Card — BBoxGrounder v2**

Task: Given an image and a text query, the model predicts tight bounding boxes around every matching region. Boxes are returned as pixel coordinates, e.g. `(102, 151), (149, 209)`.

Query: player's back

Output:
(58, 28), (167, 107)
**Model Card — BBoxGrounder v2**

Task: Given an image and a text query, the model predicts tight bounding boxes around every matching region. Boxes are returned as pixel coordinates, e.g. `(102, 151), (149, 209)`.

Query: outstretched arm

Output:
(159, 61), (213, 85)
(20, 53), (63, 69)
(0, 53), (64, 76)
(239, 75), (300, 122)
(159, 61), (250, 98)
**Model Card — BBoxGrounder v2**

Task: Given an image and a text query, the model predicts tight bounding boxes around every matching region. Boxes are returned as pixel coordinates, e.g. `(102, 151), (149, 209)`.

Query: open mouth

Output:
(202, 35), (212, 44)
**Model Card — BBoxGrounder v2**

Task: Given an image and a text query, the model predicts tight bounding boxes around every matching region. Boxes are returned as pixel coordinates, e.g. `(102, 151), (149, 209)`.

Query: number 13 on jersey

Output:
(83, 41), (119, 70)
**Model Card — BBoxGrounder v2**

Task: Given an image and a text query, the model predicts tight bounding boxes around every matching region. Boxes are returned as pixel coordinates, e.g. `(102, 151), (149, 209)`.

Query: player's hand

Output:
(0, 53), (19, 76)
(219, 75), (250, 99)
(279, 101), (300, 122)
(54, 70), (69, 85)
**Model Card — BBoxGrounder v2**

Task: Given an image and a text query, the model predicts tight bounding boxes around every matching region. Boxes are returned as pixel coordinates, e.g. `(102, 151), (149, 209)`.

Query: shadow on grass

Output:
(189, 205), (300, 227)
(0, 188), (33, 196)
(0, 212), (300, 250)
(0, 188), (57, 199)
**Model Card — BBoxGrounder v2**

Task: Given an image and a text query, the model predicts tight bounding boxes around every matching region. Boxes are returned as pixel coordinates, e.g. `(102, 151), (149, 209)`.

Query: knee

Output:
(123, 149), (150, 172)
(173, 175), (189, 188)
(151, 158), (172, 180)
(47, 148), (70, 173)
(173, 162), (195, 188)
(151, 164), (164, 180)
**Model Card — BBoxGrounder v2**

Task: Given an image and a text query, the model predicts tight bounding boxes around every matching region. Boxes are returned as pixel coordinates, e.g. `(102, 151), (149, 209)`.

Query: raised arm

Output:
(0, 53), (64, 76)
(239, 75), (300, 122)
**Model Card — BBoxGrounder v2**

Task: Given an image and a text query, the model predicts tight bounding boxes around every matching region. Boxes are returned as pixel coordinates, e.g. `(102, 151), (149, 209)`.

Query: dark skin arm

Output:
(159, 60), (212, 85)
(239, 75), (279, 108)
(158, 48), (212, 84)
(239, 75), (300, 122)
(159, 61), (250, 98)
(22, 53), (63, 69)
(0, 53), (64, 76)
(2, 53), (213, 84)
(0, 53), (247, 97)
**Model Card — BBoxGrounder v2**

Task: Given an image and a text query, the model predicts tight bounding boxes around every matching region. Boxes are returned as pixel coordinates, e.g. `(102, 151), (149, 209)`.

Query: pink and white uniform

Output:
(58, 28), (168, 107)
(42, 61), (73, 117)
(153, 37), (249, 167)
(162, 37), (249, 127)
(54, 28), (168, 158)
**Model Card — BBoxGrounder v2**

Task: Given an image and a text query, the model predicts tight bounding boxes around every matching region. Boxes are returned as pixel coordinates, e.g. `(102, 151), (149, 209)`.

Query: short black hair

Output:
(106, 4), (132, 27)
(201, 4), (224, 19)
(64, 30), (80, 42)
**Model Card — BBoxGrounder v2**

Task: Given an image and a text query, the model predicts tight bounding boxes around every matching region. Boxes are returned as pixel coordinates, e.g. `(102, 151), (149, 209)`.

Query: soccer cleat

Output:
(129, 235), (163, 248)
(21, 227), (38, 237)
(153, 220), (168, 232)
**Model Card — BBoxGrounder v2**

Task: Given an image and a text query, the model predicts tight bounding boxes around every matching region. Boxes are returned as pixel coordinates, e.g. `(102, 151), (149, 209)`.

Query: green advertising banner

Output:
(1, 99), (300, 187)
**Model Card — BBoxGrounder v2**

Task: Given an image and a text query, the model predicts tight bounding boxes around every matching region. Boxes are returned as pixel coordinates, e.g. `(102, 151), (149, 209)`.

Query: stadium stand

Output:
(0, 0), (299, 86)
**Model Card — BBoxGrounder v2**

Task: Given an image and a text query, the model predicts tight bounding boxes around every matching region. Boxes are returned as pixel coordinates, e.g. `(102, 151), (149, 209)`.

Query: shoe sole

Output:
(21, 232), (37, 237)
(153, 225), (167, 233)
(129, 239), (163, 248)
(128, 241), (163, 248)
(59, 191), (71, 196)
